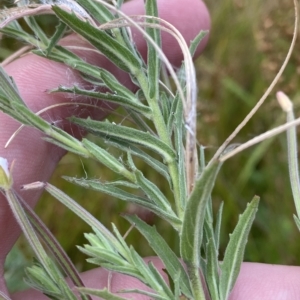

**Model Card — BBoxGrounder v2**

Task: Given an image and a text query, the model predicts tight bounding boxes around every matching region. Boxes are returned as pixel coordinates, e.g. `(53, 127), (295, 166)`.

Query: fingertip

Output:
(123, 0), (211, 65)
(230, 263), (300, 299)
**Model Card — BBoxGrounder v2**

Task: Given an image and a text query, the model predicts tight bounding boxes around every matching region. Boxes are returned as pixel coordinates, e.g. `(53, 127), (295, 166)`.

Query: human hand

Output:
(11, 260), (300, 299)
(2, 0), (300, 299)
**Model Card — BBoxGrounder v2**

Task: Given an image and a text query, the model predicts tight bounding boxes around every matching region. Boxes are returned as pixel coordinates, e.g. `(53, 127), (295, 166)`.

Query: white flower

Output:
(0, 157), (12, 189)
(0, 157), (9, 176)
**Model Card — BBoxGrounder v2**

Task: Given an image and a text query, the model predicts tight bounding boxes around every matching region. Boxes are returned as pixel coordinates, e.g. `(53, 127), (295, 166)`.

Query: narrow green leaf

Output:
(52, 85), (152, 117)
(283, 100), (300, 218)
(82, 227), (130, 269)
(180, 161), (222, 299)
(148, 262), (174, 299)
(25, 264), (62, 299)
(111, 224), (132, 261)
(35, 46), (140, 104)
(78, 287), (126, 300)
(129, 248), (161, 290)
(24, 16), (48, 46)
(100, 71), (138, 102)
(0, 101), (31, 126)
(0, 25), (41, 48)
(105, 181), (138, 188)
(63, 176), (181, 226)
(52, 6), (142, 74)
(180, 161), (222, 265)
(46, 22), (67, 56)
(75, 0), (127, 47)
(206, 238), (220, 300)
(69, 117), (176, 163)
(82, 138), (134, 180)
(124, 215), (192, 298)
(44, 183), (119, 248)
(78, 246), (127, 267)
(5, 190), (78, 299)
(167, 93), (179, 135)
(0, 66), (52, 131)
(62, 177), (140, 203)
(4, 190), (55, 282)
(75, 0), (114, 24)
(21, 199), (90, 300)
(96, 263), (143, 280)
(214, 202), (224, 251)
(58, 277), (78, 300)
(84, 230), (114, 252)
(189, 30), (208, 57)
(134, 169), (172, 211)
(105, 138), (171, 183)
(14, 102), (51, 132)
(145, 0), (161, 98)
(126, 106), (155, 133)
(120, 289), (168, 300)
(46, 126), (90, 158)
(219, 196), (259, 300)
(0, 65), (25, 106)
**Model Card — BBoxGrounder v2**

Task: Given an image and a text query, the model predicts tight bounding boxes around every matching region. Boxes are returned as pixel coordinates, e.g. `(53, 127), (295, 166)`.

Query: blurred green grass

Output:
(2, 0), (300, 277)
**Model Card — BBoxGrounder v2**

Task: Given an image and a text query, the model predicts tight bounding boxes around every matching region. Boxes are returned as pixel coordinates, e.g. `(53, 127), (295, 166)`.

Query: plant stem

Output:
(135, 70), (184, 219)
(188, 264), (206, 300)
(47, 127), (89, 156)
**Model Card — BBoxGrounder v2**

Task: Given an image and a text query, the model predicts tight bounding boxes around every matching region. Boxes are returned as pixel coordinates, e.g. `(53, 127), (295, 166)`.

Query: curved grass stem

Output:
(210, 0), (298, 163)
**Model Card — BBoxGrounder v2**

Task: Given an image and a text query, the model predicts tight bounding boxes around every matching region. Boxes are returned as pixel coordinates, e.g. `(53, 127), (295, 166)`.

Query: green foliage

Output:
(0, 0), (298, 299)
(219, 196), (259, 300)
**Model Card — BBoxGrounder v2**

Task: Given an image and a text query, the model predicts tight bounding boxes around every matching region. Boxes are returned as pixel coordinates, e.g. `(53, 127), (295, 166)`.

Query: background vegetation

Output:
(2, 0), (300, 288)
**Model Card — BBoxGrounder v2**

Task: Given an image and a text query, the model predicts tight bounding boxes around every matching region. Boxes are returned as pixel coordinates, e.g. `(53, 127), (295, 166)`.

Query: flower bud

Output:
(0, 157), (12, 190)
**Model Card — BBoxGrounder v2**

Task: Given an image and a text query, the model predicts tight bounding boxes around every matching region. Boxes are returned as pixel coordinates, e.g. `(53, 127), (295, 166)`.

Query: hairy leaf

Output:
(69, 117), (176, 163)
(52, 5), (142, 74)
(125, 215), (192, 297)
(219, 196), (259, 300)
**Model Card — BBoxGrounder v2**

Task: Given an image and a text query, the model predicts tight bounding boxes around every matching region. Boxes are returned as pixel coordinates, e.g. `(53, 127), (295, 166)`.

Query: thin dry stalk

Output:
(211, 0), (298, 162)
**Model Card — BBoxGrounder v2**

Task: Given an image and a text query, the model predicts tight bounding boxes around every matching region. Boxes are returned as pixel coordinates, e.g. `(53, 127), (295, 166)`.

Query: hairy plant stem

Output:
(188, 265), (206, 300)
(46, 127), (89, 156)
(135, 70), (184, 220)
(47, 128), (133, 181)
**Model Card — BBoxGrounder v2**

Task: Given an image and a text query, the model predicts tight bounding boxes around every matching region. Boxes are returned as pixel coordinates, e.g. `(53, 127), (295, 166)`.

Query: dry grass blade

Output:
(0, 1), (94, 29)
(220, 116), (300, 161)
(1, 4), (52, 29)
(211, 0), (298, 162)
(0, 45), (33, 67)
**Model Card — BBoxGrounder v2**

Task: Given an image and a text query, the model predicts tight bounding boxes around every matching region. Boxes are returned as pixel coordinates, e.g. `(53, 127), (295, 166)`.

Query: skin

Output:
(1, 0), (300, 299)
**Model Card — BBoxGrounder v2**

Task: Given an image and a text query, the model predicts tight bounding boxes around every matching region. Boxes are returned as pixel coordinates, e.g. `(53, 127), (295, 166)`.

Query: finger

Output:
(230, 263), (300, 299)
(0, 0), (210, 293)
(12, 261), (300, 300)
